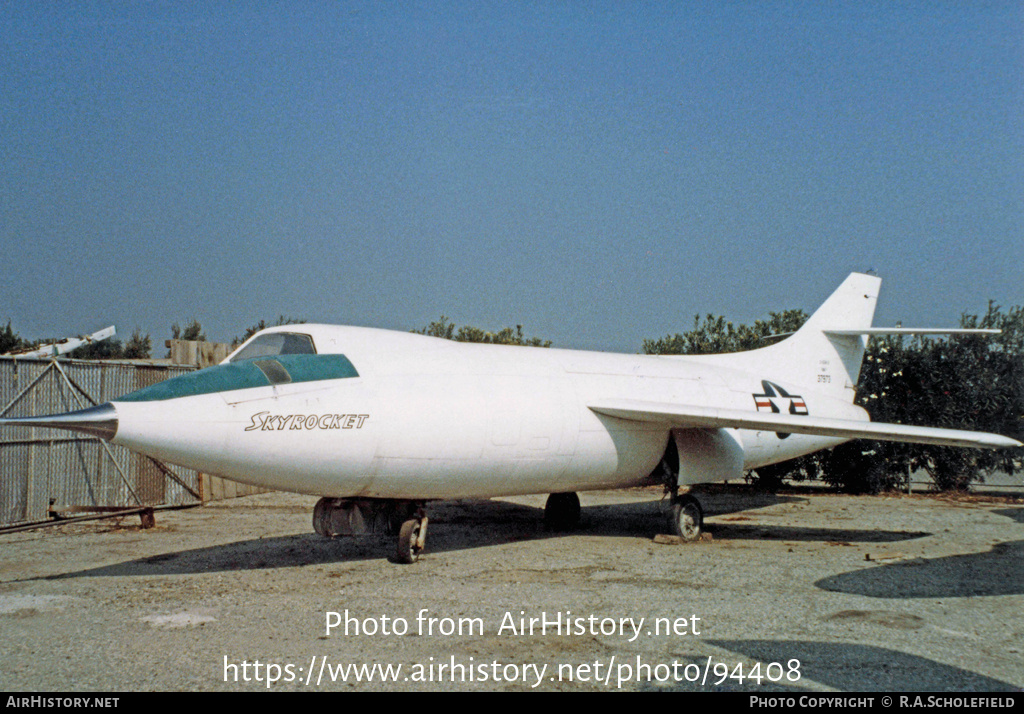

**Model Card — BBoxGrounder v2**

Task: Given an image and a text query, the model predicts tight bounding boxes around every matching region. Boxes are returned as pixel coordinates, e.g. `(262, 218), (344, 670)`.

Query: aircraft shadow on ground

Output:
(815, 540), (1024, 598)
(992, 507), (1024, 524)
(645, 639), (1017, 692)
(704, 523), (928, 544)
(32, 494), (929, 579)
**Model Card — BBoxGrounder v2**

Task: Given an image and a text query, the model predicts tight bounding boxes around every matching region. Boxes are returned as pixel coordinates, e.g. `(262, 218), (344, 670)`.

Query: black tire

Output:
(544, 492), (581, 531)
(670, 494), (703, 541)
(313, 497), (332, 537)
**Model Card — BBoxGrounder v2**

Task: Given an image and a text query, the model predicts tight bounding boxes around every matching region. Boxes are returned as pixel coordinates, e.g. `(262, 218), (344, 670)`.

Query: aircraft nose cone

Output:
(0, 402), (119, 440)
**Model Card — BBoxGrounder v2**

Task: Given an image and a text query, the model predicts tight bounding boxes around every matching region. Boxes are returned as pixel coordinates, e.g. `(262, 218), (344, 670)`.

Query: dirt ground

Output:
(0, 484), (1021, 692)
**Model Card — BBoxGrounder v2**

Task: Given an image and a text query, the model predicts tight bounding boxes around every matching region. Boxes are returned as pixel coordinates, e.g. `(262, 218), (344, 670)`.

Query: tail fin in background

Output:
(711, 273), (880, 402)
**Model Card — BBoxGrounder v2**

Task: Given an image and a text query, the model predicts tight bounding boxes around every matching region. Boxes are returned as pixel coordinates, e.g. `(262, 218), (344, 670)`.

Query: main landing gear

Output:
(654, 435), (704, 542)
(544, 488), (704, 541)
(313, 498), (429, 564)
(544, 492), (581, 531)
(669, 492), (704, 542)
(395, 507), (428, 564)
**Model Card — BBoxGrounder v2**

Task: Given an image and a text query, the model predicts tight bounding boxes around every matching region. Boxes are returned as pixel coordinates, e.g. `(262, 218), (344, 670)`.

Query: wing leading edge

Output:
(588, 399), (1022, 450)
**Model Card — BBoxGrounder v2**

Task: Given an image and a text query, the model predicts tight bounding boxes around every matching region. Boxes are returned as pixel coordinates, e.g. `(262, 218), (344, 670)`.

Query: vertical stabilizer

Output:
(713, 273), (880, 402)
(797, 272), (880, 398)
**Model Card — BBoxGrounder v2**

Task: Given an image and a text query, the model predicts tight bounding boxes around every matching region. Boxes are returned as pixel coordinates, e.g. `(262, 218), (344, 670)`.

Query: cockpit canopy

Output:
(230, 332), (317, 362)
(116, 331), (359, 402)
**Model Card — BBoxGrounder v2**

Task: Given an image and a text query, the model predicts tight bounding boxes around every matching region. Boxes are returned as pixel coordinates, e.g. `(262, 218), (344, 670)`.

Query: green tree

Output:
(123, 329), (153, 359)
(414, 316), (552, 347)
(171, 319), (205, 342)
(643, 309), (808, 355)
(0, 321), (27, 354)
(68, 328), (151, 360)
(69, 338), (124, 360)
(821, 304), (1024, 492)
(417, 315), (456, 340)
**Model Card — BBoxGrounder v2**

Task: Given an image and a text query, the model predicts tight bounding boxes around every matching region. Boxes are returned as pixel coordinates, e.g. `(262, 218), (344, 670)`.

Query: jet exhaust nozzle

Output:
(0, 403), (119, 440)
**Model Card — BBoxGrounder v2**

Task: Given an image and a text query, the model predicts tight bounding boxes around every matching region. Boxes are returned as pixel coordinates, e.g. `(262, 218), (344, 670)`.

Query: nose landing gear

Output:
(313, 497), (428, 563)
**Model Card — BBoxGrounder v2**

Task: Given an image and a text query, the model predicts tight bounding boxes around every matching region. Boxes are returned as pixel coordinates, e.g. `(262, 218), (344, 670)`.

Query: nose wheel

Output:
(313, 498), (429, 563)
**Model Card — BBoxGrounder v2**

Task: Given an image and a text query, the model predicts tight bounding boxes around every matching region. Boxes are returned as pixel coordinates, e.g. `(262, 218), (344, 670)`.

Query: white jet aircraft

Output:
(2, 273), (1020, 562)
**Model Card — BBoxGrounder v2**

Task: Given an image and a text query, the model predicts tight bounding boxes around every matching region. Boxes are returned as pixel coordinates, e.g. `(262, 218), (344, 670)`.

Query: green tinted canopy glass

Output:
(118, 354), (359, 402)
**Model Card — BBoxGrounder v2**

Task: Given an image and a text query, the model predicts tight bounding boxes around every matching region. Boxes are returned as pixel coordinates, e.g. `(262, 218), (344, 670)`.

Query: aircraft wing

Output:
(588, 399), (1022, 449)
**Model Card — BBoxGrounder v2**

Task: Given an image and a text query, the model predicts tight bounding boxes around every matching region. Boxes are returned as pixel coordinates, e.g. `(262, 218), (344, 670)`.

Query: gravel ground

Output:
(0, 484), (1021, 692)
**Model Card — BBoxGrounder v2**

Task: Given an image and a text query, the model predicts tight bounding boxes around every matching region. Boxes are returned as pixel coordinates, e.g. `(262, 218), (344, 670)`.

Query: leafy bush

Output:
(414, 316), (552, 347)
(825, 303), (1024, 491)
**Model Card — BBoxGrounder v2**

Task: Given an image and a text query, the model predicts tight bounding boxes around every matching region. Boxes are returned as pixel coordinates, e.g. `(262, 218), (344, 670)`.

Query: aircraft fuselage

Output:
(110, 325), (859, 499)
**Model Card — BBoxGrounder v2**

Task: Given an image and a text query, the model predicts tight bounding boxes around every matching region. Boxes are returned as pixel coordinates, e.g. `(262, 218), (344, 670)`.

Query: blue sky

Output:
(2, 2), (1021, 353)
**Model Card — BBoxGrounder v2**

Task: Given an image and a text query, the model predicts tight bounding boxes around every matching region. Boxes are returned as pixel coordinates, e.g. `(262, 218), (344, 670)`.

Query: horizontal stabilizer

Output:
(824, 328), (1000, 336)
(588, 400), (1022, 450)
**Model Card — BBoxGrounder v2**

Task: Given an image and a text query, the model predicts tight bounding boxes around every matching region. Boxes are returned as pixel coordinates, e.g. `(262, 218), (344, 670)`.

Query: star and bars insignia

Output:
(752, 380), (809, 415)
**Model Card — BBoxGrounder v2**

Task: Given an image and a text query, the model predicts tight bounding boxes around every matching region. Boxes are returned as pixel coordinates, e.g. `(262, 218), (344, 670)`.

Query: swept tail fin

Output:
(709, 273), (1003, 403)
(709, 273), (880, 402)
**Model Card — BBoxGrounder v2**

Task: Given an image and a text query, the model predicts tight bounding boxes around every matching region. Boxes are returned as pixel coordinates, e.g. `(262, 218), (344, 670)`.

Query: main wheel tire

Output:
(396, 518), (422, 564)
(544, 492), (581, 531)
(313, 497), (332, 537)
(670, 494), (703, 541)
